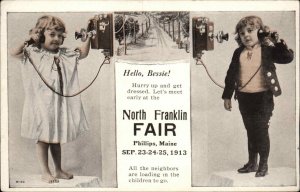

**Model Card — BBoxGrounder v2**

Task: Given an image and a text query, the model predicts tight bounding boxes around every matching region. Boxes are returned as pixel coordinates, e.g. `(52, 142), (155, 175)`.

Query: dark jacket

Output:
(222, 41), (294, 99)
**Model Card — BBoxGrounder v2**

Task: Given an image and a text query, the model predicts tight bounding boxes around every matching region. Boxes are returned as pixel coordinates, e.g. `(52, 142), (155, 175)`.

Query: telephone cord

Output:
(24, 49), (109, 97)
(115, 21), (124, 34)
(196, 57), (262, 90)
(196, 58), (225, 89)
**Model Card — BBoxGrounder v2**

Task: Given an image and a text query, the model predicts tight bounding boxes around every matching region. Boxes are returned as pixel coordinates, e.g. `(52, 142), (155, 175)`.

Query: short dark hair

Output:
(235, 15), (264, 47)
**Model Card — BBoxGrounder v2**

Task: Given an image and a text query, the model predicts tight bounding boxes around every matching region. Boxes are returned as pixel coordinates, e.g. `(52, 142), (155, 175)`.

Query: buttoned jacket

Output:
(222, 41), (294, 99)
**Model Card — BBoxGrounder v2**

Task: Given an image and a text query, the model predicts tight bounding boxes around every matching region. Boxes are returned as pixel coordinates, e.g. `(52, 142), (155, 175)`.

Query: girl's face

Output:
(239, 25), (259, 48)
(42, 29), (64, 52)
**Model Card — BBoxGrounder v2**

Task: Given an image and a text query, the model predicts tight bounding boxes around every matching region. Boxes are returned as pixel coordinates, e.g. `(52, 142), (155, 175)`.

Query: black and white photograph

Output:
(191, 11), (297, 187)
(5, 12), (117, 188)
(114, 11), (190, 61)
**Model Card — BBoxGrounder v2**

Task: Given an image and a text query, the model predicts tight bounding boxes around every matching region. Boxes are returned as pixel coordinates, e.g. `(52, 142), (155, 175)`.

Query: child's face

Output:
(239, 25), (259, 48)
(42, 29), (64, 52)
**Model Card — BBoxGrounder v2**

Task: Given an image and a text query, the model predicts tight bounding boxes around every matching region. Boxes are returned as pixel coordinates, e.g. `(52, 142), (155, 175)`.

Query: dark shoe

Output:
(237, 163), (258, 173)
(255, 163), (268, 177)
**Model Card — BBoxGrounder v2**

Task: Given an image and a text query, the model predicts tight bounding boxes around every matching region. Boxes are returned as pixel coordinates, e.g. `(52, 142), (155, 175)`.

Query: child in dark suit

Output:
(222, 16), (294, 177)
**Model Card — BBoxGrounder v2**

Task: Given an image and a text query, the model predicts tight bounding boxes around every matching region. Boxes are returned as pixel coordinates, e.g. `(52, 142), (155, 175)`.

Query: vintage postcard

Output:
(1, 0), (299, 191)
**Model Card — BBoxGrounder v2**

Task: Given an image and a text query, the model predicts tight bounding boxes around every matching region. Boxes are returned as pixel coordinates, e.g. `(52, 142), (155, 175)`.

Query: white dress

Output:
(21, 46), (89, 144)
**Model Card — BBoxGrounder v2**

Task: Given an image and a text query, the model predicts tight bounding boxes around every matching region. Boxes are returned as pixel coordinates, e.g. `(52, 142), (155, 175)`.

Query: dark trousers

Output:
(237, 90), (274, 163)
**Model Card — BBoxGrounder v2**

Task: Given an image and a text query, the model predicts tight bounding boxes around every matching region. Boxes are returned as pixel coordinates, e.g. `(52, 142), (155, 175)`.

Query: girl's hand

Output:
(10, 29), (40, 59)
(26, 29), (41, 45)
(224, 99), (232, 111)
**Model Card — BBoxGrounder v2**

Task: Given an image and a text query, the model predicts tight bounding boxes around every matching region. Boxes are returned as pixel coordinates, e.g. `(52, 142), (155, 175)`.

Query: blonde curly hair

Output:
(29, 15), (67, 47)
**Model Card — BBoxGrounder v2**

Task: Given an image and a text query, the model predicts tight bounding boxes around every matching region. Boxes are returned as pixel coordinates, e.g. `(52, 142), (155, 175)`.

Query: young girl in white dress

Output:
(11, 15), (91, 183)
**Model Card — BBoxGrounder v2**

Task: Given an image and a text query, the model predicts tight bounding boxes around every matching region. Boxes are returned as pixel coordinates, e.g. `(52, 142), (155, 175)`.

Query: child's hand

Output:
(26, 29), (41, 45)
(224, 99), (232, 111)
(262, 26), (280, 45)
(267, 30), (280, 45)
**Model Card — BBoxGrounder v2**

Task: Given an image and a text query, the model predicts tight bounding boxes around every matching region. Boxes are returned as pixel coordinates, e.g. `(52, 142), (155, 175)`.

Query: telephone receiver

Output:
(25, 28), (43, 46)
(25, 38), (36, 46)
(216, 31), (229, 43)
(257, 28), (278, 41)
(75, 28), (96, 42)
